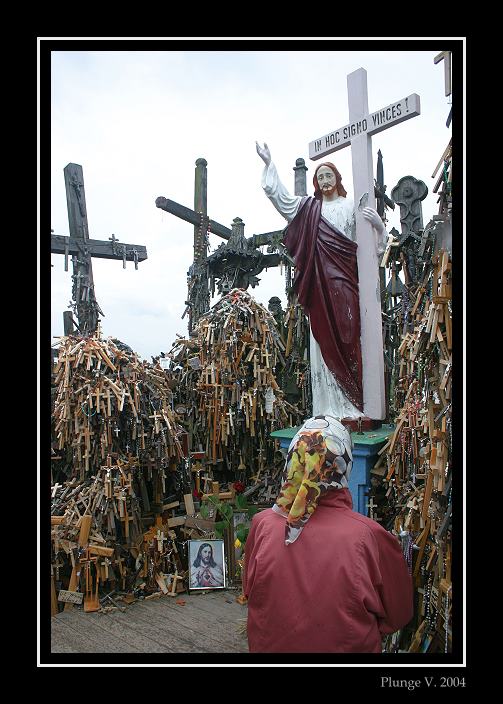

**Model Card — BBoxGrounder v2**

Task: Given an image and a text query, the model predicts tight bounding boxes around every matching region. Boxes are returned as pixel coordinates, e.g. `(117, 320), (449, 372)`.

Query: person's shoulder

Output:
(251, 507), (275, 524)
(345, 510), (391, 540)
(348, 512), (402, 553)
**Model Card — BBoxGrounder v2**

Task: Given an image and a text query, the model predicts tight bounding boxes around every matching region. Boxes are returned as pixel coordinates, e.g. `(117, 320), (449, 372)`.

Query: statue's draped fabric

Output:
(284, 197), (363, 411)
(262, 160), (369, 419)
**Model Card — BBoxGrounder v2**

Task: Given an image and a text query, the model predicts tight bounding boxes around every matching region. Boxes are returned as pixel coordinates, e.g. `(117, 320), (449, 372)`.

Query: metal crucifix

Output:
(51, 163), (148, 335)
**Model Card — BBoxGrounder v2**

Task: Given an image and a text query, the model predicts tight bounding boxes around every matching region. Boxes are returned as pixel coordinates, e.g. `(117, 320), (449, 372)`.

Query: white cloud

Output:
(48, 44), (454, 359)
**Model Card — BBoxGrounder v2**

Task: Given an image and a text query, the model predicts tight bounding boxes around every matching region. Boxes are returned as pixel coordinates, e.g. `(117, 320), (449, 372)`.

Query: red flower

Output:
(193, 489), (203, 499)
(233, 481), (245, 494)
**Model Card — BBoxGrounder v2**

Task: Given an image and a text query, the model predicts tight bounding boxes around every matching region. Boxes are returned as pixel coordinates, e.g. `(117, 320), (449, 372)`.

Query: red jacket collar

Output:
(317, 488), (353, 510)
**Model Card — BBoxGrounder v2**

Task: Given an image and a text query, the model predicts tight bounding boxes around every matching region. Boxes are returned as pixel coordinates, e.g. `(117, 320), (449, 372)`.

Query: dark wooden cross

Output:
(155, 158), (307, 331)
(51, 163), (148, 335)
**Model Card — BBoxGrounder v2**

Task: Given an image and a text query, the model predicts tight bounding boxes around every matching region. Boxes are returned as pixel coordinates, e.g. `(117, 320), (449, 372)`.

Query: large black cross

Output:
(51, 163), (148, 335)
(155, 157), (307, 331)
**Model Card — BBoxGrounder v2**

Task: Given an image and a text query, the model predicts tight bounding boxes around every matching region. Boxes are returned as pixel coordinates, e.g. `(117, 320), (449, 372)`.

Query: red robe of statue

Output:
(284, 196), (363, 411)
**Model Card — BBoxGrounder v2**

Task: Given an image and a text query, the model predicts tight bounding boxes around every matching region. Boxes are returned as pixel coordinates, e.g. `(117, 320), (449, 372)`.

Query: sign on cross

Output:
(308, 68), (421, 420)
(51, 163), (148, 335)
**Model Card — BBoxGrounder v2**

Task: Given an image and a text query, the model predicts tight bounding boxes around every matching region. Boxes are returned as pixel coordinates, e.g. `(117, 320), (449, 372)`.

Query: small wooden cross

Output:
(261, 346), (271, 369)
(120, 507), (135, 539)
(149, 412), (162, 434)
(200, 474), (214, 494)
(156, 529), (166, 553)
(53, 557), (64, 581)
(167, 571), (185, 597)
(366, 497), (377, 519)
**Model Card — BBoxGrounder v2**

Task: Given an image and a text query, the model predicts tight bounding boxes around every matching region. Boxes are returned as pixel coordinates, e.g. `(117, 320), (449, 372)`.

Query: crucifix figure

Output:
(257, 68), (420, 421)
(51, 163), (148, 335)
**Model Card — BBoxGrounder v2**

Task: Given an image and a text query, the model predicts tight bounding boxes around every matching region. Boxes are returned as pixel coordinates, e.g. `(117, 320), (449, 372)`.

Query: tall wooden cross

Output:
(308, 68), (421, 420)
(51, 163), (148, 335)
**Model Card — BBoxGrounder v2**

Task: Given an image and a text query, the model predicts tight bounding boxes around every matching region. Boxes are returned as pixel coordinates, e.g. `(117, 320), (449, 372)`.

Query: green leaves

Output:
(219, 502), (234, 522)
(199, 502), (210, 519)
(198, 489), (263, 548)
(234, 493), (249, 511)
(213, 521), (227, 539)
(236, 525), (249, 543)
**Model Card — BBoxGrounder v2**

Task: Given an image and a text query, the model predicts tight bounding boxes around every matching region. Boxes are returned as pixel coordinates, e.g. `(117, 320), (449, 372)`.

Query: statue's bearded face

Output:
(316, 166), (338, 196)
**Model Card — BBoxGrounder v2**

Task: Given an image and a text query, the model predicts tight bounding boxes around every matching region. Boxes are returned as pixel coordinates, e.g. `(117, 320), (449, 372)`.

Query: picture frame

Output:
(188, 539), (226, 590)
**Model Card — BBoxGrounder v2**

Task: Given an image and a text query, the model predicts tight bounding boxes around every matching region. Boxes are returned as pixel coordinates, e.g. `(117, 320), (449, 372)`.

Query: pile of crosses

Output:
(51, 459), (216, 614)
(164, 288), (306, 494)
(372, 249), (452, 653)
(51, 333), (186, 486)
(51, 334), (198, 612)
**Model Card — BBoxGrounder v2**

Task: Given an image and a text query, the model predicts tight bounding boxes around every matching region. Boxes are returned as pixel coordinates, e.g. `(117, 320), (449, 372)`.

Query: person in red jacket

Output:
(243, 415), (413, 653)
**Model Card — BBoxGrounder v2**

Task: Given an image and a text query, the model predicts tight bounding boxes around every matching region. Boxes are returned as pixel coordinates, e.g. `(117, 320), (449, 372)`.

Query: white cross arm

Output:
(309, 93), (420, 161)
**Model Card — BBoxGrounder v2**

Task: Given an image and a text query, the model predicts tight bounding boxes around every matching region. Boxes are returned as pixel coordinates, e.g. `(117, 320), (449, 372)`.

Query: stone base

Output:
(340, 416), (382, 433)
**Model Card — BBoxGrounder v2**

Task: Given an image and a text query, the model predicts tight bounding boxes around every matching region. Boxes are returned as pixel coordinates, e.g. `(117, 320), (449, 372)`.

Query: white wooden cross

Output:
(308, 68), (421, 420)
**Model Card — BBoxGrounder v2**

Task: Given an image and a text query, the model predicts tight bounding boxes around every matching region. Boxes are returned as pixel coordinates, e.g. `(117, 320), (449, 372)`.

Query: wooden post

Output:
(51, 573), (59, 616)
(63, 163), (100, 334)
(189, 157), (210, 332)
(194, 158), (208, 261)
(293, 157), (308, 196)
(347, 68), (386, 421)
(63, 310), (75, 335)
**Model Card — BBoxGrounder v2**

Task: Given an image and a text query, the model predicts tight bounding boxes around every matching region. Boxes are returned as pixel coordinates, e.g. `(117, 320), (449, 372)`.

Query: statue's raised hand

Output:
(256, 141), (271, 166)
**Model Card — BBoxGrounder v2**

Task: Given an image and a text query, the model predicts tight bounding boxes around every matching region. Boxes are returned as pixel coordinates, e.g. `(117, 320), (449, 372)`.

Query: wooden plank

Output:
(143, 598), (247, 651)
(51, 617), (110, 654)
(155, 197), (232, 240)
(51, 235), (148, 262)
(81, 611), (181, 653)
(51, 612), (143, 653)
(88, 545), (114, 557)
(183, 493), (195, 517)
(78, 515), (93, 547)
(63, 562), (81, 613)
(96, 602), (216, 653)
(51, 591), (248, 653)
(421, 471), (434, 522)
(162, 501), (180, 511)
(51, 575), (59, 616)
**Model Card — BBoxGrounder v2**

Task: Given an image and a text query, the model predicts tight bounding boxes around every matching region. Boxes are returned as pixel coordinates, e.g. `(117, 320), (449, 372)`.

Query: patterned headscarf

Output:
(272, 415), (353, 545)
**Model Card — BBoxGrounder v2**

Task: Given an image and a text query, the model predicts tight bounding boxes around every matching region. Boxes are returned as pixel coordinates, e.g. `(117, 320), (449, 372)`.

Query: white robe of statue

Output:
(262, 161), (386, 420)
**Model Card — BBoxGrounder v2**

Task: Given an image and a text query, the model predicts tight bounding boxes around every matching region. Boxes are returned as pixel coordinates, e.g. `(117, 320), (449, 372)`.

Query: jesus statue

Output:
(256, 142), (388, 421)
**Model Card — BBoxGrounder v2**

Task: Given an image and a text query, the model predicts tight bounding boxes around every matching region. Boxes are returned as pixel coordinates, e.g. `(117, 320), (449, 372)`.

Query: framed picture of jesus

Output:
(188, 540), (226, 590)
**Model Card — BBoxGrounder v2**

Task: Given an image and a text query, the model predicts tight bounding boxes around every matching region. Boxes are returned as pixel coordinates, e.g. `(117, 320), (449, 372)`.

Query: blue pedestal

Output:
(270, 425), (394, 516)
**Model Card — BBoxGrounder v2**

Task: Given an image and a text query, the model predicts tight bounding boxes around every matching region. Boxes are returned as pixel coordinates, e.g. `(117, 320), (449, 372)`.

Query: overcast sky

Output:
(48, 42), (453, 360)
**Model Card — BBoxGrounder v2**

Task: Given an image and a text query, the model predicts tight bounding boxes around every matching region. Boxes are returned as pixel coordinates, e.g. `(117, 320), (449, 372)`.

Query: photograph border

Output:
(188, 539), (227, 591)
